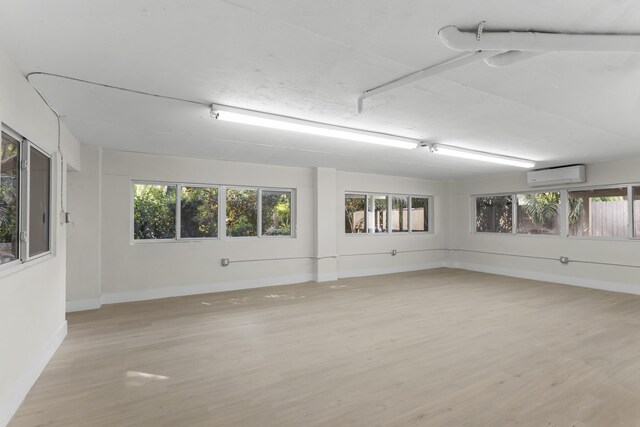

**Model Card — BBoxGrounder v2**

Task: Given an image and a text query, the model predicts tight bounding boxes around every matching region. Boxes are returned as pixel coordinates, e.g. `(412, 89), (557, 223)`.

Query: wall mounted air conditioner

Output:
(527, 165), (586, 187)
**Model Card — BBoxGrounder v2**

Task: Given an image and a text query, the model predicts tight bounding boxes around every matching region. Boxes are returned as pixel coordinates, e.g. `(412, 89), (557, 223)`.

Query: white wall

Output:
(66, 145), (102, 310)
(0, 46), (80, 426)
(337, 171), (447, 277)
(99, 149), (316, 302)
(449, 157), (640, 294)
(65, 149), (447, 306)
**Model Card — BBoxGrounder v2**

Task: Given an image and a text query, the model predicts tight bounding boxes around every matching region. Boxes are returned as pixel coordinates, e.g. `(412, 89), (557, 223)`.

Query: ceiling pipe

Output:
(483, 50), (542, 67)
(357, 50), (499, 113)
(438, 25), (640, 53)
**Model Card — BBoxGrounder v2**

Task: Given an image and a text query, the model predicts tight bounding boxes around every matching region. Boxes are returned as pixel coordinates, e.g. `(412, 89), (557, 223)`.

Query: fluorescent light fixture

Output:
(428, 143), (535, 168)
(210, 104), (418, 150)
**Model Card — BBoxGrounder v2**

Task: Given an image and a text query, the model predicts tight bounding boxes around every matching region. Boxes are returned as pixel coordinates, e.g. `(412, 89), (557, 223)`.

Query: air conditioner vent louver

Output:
(527, 165), (586, 187)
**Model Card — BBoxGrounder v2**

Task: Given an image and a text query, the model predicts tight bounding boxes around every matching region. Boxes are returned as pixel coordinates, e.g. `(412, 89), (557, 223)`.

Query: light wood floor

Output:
(10, 268), (640, 426)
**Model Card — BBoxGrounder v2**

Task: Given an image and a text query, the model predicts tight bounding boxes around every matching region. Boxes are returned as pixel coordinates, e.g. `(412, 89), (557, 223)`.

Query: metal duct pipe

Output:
(438, 25), (640, 53)
(483, 50), (542, 67)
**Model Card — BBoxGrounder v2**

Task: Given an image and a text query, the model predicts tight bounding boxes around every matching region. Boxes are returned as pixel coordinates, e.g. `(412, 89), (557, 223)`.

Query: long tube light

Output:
(428, 143), (535, 168)
(210, 104), (418, 150)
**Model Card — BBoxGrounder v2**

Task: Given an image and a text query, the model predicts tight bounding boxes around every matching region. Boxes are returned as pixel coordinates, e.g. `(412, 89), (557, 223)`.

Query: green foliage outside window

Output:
(476, 195), (512, 233)
(133, 184), (176, 239)
(181, 186), (218, 238)
(262, 191), (291, 236)
(226, 189), (258, 237)
(0, 135), (19, 263)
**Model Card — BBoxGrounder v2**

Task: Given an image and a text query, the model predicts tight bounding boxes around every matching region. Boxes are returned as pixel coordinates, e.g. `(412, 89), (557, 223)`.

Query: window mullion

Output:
(257, 188), (263, 237)
(176, 185), (181, 240)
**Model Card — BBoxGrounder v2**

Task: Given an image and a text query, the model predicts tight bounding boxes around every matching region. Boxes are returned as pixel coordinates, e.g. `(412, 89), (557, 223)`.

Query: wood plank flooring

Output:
(10, 268), (640, 426)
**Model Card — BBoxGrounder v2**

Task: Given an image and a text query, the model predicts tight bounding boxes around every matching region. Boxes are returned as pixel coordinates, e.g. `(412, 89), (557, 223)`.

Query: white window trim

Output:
(0, 125), (53, 270)
(177, 184), (220, 240)
(472, 182), (640, 241)
(25, 141), (54, 261)
(344, 191), (434, 236)
(566, 184), (630, 240)
(514, 191), (562, 236)
(131, 181), (297, 242)
(258, 187), (296, 239)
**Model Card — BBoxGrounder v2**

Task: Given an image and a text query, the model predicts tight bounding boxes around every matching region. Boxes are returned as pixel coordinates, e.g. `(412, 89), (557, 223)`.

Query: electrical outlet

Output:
(560, 256), (569, 264)
(221, 258), (230, 267)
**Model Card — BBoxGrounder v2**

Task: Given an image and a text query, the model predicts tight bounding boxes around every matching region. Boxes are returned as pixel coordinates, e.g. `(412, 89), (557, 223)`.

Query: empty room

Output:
(2, 1), (640, 426)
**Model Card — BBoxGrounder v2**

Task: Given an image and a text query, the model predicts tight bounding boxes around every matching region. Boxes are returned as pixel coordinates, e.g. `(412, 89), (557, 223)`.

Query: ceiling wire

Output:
(25, 72), (66, 217)
(26, 72), (209, 107)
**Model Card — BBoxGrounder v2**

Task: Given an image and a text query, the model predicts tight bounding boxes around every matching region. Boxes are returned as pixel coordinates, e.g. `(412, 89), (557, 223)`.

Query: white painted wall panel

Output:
(0, 45), (80, 426)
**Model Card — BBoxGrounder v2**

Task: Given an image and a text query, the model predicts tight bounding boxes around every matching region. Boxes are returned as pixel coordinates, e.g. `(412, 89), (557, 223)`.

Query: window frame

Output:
(25, 141), (53, 260)
(566, 184), (631, 241)
(258, 187), (295, 239)
(130, 181), (179, 244)
(344, 192), (434, 236)
(472, 183), (640, 241)
(178, 183), (220, 240)
(0, 125), (53, 272)
(130, 181), (296, 243)
(472, 193), (515, 235)
(514, 190), (562, 236)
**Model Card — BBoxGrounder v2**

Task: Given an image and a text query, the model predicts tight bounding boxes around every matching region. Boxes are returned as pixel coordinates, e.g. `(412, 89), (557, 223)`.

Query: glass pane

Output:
(133, 184), (177, 239)
(391, 196), (409, 232)
(516, 192), (560, 235)
(634, 186), (640, 238)
(226, 188), (257, 237)
(368, 195), (388, 233)
(568, 187), (628, 237)
(180, 186), (218, 238)
(411, 197), (429, 232)
(0, 133), (19, 264)
(29, 147), (50, 256)
(345, 194), (366, 234)
(475, 195), (512, 233)
(262, 190), (291, 236)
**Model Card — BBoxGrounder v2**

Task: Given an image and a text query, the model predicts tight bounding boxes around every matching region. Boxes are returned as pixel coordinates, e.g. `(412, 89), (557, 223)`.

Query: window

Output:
(634, 186), (640, 238)
(180, 186), (218, 238)
(568, 187), (628, 238)
(345, 194), (367, 234)
(475, 195), (512, 233)
(133, 184), (177, 240)
(132, 182), (294, 241)
(410, 197), (429, 232)
(391, 196), (409, 232)
(516, 192), (560, 235)
(226, 188), (258, 237)
(261, 190), (291, 236)
(368, 195), (388, 233)
(28, 146), (51, 256)
(345, 193), (432, 234)
(0, 133), (19, 264)
(0, 129), (52, 266)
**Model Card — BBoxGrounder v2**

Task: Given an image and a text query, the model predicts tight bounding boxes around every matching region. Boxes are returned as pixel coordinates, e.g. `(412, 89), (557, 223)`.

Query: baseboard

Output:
(101, 273), (316, 305)
(448, 261), (640, 296)
(0, 321), (67, 427)
(339, 261), (446, 279)
(314, 272), (339, 282)
(66, 297), (102, 312)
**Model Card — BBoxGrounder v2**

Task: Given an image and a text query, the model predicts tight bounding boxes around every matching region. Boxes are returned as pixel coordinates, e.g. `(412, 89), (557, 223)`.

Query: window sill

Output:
(0, 253), (55, 280)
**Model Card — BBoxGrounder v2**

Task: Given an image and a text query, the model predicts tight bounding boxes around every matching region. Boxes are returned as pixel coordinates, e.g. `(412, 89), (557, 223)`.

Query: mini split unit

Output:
(527, 165), (586, 187)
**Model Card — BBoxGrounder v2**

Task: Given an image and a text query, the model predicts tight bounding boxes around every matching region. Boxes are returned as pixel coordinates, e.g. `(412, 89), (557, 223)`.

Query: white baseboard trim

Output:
(0, 321), (67, 427)
(314, 272), (339, 282)
(339, 261), (446, 280)
(66, 297), (102, 313)
(101, 273), (316, 305)
(448, 261), (640, 296)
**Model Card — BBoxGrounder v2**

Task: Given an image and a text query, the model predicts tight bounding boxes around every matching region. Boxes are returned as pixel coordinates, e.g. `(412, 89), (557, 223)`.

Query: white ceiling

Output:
(2, 0), (640, 179)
